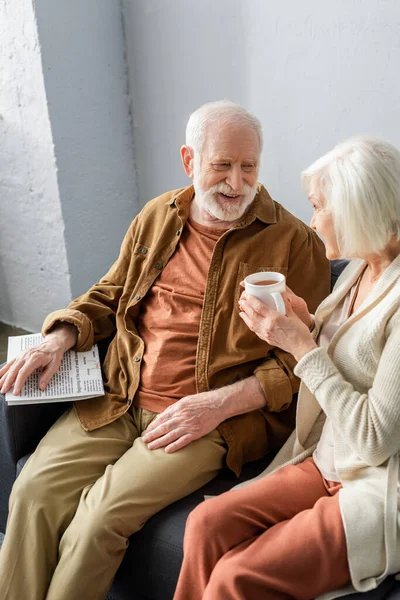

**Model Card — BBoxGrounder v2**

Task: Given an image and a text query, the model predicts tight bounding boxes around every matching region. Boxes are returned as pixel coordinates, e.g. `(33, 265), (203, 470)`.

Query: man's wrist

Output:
(46, 323), (78, 351)
(204, 376), (267, 422)
(204, 387), (229, 419)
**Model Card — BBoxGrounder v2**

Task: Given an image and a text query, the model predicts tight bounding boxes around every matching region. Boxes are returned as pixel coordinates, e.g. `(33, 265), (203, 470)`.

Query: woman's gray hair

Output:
(302, 136), (400, 257)
(185, 100), (263, 156)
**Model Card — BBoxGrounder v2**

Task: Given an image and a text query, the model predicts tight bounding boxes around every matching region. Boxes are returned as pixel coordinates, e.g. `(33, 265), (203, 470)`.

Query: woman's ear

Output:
(180, 145), (195, 178)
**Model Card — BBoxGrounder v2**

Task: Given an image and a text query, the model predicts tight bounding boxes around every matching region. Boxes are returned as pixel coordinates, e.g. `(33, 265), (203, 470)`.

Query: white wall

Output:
(245, 0), (400, 224)
(0, 0), (71, 331)
(34, 0), (139, 298)
(122, 0), (400, 226)
(0, 0), (139, 331)
(121, 0), (248, 204)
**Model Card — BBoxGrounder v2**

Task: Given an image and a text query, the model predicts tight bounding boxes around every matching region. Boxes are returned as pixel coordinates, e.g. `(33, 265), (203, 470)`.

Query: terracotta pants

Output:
(173, 458), (351, 600)
(0, 406), (226, 600)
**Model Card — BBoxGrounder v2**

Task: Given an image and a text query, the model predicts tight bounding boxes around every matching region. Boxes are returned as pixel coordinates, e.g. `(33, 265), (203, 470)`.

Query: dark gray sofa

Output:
(1, 260), (399, 600)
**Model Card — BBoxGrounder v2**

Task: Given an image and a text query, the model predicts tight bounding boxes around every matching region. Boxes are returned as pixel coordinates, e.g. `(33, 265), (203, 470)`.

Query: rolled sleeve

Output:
(42, 308), (94, 352)
(254, 352), (299, 412)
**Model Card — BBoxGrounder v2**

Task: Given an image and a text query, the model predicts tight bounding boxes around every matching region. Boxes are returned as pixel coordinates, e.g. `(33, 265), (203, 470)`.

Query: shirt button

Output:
(176, 230), (181, 236)
(134, 356), (141, 362)
(135, 295), (141, 301)
(155, 262), (163, 270)
(140, 247), (148, 255)
(126, 398), (132, 405)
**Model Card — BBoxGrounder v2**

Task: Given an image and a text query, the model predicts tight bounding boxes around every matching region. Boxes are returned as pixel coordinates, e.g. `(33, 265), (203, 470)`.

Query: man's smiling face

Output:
(192, 122), (260, 222)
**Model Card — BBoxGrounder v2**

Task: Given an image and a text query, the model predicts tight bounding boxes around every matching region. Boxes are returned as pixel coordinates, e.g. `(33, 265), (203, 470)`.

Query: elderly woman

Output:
(173, 136), (400, 600)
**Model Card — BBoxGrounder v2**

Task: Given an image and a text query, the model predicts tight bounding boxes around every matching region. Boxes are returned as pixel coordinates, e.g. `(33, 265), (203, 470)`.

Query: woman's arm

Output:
(295, 316), (400, 466)
(239, 292), (400, 466)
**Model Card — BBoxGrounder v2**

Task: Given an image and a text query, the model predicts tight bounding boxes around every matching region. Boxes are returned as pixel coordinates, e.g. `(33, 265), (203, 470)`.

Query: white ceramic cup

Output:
(244, 271), (286, 315)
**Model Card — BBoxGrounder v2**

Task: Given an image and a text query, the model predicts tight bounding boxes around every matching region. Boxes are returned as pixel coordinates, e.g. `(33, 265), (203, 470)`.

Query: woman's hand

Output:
(0, 324), (78, 396)
(239, 281), (314, 328)
(284, 287), (314, 328)
(238, 291), (317, 362)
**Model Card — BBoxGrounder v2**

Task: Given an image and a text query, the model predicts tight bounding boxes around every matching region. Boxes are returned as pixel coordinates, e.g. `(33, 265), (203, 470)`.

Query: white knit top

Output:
(313, 291), (352, 482)
(234, 256), (400, 599)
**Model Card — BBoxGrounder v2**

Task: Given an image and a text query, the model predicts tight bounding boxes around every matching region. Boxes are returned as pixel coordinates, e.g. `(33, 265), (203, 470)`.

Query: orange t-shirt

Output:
(134, 218), (224, 413)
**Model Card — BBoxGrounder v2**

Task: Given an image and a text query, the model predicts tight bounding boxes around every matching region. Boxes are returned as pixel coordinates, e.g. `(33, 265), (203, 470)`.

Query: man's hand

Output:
(142, 376), (267, 453)
(142, 391), (225, 453)
(0, 324), (78, 396)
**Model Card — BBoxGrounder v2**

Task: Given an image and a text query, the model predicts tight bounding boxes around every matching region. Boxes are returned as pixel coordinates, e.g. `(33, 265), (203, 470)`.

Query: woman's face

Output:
(308, 181), (340, 260)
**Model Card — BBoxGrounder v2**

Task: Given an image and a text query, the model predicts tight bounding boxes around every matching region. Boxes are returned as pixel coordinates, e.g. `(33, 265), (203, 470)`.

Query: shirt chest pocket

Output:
(234, 262), (288, 312)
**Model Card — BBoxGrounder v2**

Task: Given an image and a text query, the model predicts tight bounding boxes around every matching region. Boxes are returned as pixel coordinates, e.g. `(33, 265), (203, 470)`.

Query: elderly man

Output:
(0, 101), (329, 600)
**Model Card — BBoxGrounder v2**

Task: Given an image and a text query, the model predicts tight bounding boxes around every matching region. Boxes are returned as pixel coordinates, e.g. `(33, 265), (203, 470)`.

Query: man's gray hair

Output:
(185, 100), (263, 156)
(302, 136), (400, 258)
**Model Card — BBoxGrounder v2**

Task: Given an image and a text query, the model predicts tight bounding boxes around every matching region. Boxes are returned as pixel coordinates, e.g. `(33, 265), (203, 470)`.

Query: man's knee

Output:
(64, 496), (125, 545)
(10, 470), (50, 512)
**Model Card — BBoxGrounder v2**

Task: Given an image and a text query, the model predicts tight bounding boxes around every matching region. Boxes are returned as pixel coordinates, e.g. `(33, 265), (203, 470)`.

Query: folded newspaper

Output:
(5, 333), (104, 406)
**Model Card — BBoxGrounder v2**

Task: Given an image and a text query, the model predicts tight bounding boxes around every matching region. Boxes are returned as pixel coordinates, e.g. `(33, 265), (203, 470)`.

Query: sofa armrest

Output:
(0, 392), (69, 464)
(0, 337), (112, 464)
(0, 376), (69, 532)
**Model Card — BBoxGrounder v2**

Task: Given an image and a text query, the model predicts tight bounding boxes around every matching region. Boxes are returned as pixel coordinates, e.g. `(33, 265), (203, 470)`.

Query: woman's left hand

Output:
(239, 291), (318, 362)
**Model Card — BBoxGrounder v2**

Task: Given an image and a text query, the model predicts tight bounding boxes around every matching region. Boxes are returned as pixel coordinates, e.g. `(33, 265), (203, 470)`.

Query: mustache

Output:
(211, 182), (255, 196)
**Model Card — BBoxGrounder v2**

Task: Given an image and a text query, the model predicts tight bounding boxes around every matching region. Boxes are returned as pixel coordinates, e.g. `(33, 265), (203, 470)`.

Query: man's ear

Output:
(180, 145), (195, 178)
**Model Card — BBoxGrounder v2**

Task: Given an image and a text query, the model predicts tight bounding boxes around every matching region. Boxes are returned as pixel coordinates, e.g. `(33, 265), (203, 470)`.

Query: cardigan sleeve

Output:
(294, 314), (400, 466)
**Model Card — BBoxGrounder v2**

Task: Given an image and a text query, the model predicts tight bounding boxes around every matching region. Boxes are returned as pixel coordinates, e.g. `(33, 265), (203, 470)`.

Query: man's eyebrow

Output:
(210, 156), (258, 162)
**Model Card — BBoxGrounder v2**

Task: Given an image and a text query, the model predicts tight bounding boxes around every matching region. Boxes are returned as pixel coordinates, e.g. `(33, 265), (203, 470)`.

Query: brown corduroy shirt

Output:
(42, 184), (330, 475)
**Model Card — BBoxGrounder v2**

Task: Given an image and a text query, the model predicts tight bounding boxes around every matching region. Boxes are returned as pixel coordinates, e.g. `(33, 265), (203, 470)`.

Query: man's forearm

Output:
(210, 375), (267, 421)
(142, 375), (267, 452)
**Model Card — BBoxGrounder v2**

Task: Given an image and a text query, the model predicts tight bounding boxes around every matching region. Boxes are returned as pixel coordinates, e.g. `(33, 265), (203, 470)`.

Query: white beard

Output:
(193, 179), (258, 222)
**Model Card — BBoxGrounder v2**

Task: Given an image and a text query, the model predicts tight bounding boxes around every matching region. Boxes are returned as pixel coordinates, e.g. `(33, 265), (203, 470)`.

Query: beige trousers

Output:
(0, 406), (227, 600)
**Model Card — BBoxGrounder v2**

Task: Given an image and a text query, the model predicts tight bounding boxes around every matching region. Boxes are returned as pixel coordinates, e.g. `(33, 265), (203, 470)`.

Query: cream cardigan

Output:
(235, 255), (400, 598)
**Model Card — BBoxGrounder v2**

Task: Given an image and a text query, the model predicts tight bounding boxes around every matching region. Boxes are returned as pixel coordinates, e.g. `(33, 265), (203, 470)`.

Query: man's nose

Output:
(226, 166), (243, 194)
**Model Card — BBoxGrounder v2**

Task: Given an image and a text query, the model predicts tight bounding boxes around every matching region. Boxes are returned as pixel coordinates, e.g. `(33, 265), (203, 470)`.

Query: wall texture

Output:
(34, 0), (139, 298)
(244, 0), (400, 222)
(121, 0), (248, 204)
(0, 0), (71, 331)
(122, 0), (400, 225)
(0, 0), (138, 330)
